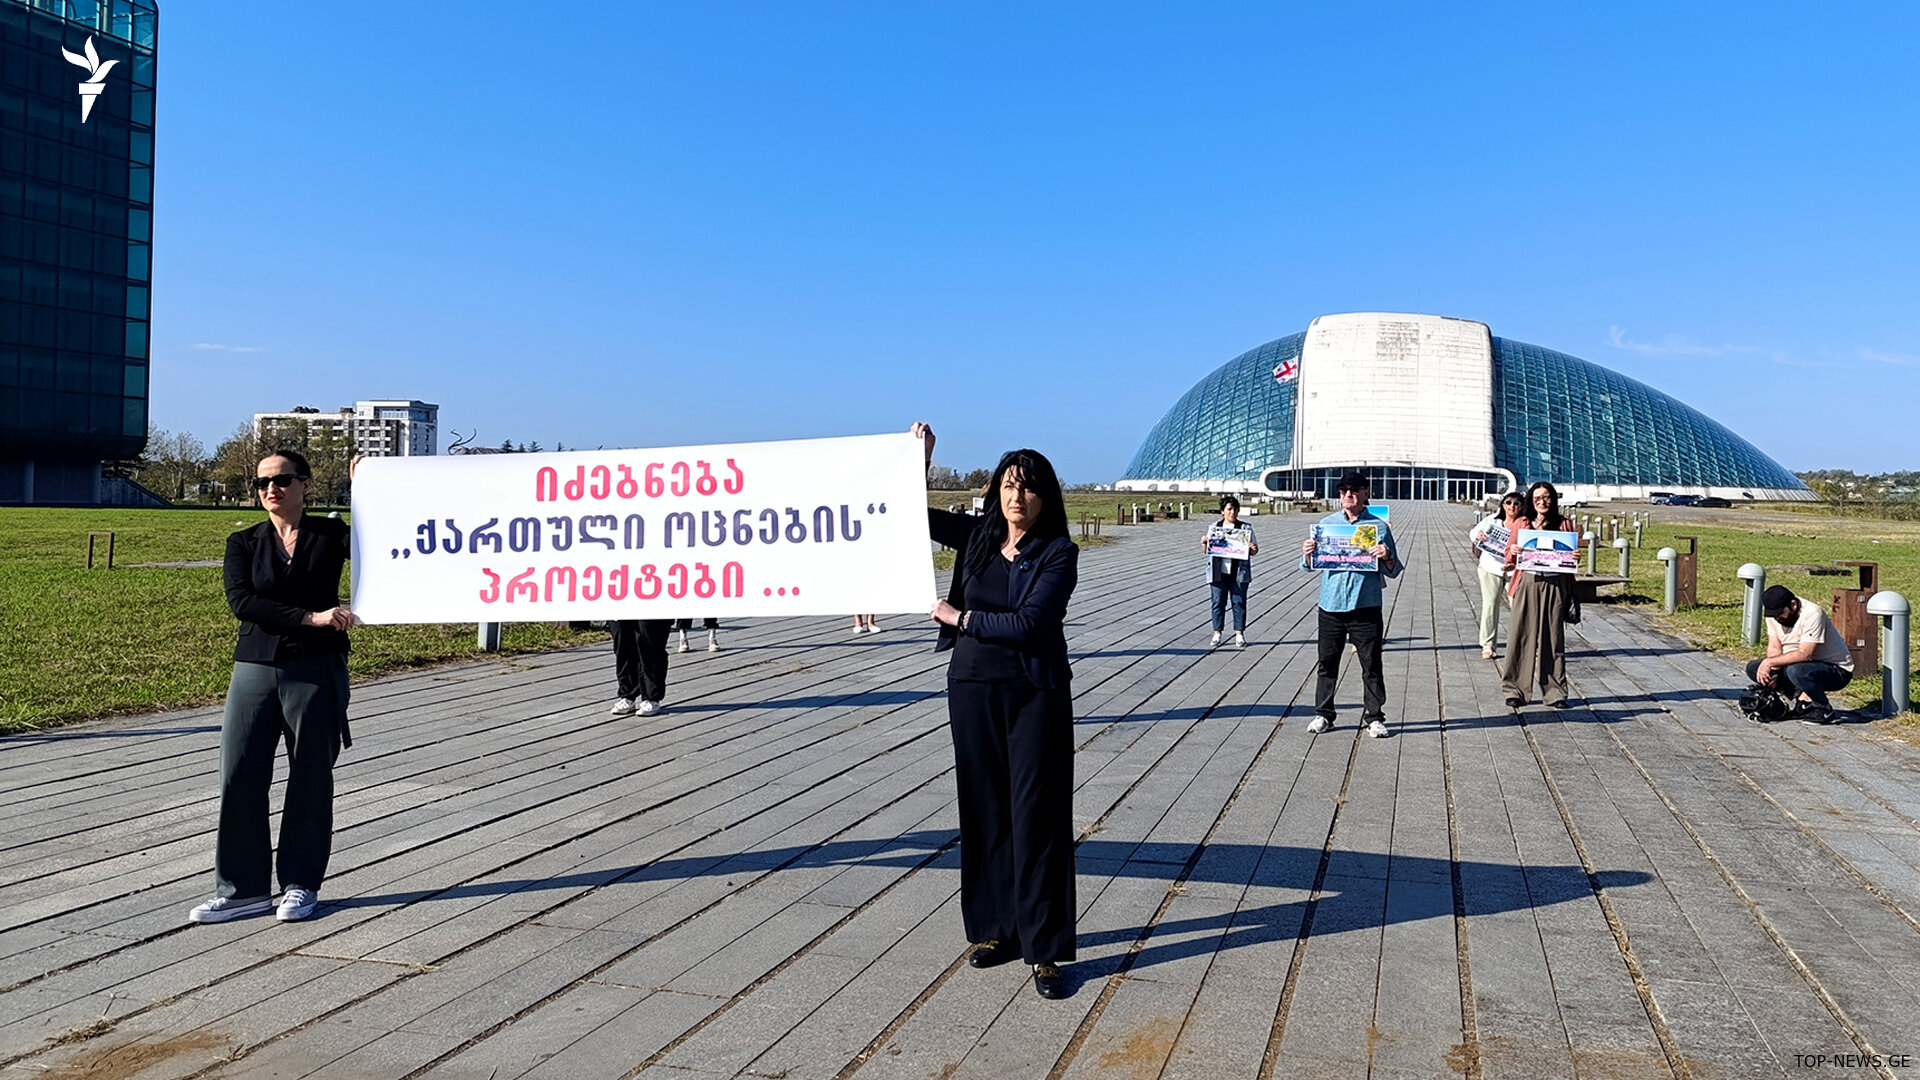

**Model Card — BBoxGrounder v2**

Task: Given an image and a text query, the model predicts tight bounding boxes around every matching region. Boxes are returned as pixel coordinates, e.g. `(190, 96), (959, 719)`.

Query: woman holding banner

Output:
(1500, 482), (1575, 709)
(916, 422), (1079, 1001)
(1200, 495), (1258, 647)
(1470, 492), (1529, 660)
(189, 449), (354, 925)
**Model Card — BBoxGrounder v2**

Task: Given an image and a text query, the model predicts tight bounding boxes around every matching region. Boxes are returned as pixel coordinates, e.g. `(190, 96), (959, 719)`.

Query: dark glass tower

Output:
(0, 0), (157, 504)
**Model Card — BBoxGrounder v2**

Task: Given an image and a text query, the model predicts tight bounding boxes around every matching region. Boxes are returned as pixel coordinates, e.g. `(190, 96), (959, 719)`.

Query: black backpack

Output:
(1738, 684), (1793, 723)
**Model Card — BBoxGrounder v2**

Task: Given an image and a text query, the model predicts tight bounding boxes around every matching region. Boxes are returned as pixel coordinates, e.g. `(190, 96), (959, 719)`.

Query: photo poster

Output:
(1515, 529), (1581, 575)
(1478, 522), (1512, 559)
(1206, 525), (1252, 561)
(350, 433), (936, 623)
(1363, 503), (1389, 521)
(1310, 522), (1380, 572)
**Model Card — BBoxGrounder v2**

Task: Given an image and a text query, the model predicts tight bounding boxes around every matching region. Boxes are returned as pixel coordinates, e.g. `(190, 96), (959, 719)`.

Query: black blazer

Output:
(930, 509), (1077, 691)
(224, 515), (352, 662)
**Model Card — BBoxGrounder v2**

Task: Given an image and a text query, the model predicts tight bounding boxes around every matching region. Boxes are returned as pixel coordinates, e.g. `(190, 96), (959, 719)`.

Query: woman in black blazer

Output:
(188, 449), (355, 925)
(916, 423), (1080, 1000)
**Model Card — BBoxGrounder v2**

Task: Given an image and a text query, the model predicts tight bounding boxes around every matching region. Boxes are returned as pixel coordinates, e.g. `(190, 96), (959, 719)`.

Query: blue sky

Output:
(150, 2), (1920, 481)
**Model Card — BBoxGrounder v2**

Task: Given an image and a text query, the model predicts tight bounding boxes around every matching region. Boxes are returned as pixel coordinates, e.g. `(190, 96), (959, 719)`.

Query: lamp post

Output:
(1614, 537), (1631, 578)
(1657, 547), (1679, 614)
(1737, 563), (1766, 647)
(1867, 591), (1910, 717)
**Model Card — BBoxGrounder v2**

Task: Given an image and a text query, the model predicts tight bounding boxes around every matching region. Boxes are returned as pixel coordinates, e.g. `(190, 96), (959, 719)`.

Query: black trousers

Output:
(1315, 605), (1386, 721)
(1745, 657), (1852, 707)
(216, 656), (347, 898)
(611, 619), (671, 701)
(947, 678), (1076, 965)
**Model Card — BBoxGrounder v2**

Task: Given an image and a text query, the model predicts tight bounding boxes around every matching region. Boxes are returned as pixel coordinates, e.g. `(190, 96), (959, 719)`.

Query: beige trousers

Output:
(1500, 573), (1571, 705)
(1477, 566), (1510, 650)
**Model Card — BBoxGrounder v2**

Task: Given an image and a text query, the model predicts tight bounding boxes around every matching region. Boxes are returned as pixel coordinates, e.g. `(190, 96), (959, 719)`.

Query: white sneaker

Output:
(853, 625), (868, 634)
(1210, 631), (1222, 647)
(188, 895), (272, 924)
(1233, 632), (1245, 649)
(1366, 719), (1390, 739)
(636, 700), (661, 716)
(1307, 715), (1331, 734)
(675, 633), (690, 654)
(866, 623), (881, 634)
(707, 632), (721, 652)
(276, 888), (319, 922)
(609, 698), (637, 716)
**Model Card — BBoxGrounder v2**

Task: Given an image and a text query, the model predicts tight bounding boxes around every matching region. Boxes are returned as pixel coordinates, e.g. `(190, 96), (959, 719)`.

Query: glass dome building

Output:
(1118, 313), (1810, 502)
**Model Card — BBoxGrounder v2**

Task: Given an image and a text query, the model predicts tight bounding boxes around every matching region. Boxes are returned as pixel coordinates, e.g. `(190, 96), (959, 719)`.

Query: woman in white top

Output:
(1200, 496), (1259, 648)
(1468, 492), (1529, 660)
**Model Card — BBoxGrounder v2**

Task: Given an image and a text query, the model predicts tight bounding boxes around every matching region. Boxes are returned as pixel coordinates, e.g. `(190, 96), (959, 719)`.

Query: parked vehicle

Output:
(1667, 494), (1703, 506)
(1648, 491), (1676, 504)
(1695, 496), (1732, 508)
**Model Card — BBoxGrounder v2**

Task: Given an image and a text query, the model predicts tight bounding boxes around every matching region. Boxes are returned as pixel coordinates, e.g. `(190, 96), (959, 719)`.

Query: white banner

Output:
(350, 434), (935, 623)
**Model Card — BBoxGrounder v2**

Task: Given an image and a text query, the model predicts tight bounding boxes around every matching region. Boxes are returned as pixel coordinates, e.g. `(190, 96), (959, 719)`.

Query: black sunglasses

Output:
(251, 473), (309, 492)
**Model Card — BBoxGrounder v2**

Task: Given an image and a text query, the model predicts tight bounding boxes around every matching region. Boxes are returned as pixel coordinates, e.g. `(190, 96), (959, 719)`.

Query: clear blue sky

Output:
(150, 2), (1920, 481)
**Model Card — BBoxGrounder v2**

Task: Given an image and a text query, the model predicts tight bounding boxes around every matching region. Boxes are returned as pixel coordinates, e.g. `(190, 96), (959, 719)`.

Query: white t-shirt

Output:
(1767, 596), (1854, 673)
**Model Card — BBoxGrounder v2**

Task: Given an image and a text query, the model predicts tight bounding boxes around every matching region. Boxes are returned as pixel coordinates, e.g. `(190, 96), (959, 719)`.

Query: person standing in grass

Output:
(190, 449), (354, 925)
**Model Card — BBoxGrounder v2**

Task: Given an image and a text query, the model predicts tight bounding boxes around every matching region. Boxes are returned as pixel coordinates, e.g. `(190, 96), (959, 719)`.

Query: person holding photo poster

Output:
(1300, 472), (1401, 738)
(1500, 481), (1578, 709)
(1200, 495), (1259, 647)
(1469, 492), (1530, 660)
(915, 423), (1080, 1001)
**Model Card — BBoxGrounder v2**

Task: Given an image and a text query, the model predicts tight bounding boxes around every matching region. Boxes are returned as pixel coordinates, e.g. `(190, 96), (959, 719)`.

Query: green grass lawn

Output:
(1598, 513), (1918, 728)
(0, 507), (603, 733)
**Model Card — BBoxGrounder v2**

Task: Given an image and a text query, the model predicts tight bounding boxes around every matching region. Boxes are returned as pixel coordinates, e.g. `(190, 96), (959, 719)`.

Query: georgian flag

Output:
(1272, 358), (1299, 383)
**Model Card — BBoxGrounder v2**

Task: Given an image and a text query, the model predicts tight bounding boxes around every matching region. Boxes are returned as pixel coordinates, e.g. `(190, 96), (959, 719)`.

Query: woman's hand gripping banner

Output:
(349, 433), (935, 623)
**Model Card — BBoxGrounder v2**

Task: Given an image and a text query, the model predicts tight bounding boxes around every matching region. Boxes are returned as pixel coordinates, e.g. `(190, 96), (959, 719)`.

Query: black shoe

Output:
(1545, 699), (1570, 710)
(968, 940), (1020, 969)
(1797, 704), (1835, 725)
(1504, 695), (1525, 708)
(1033, 963), (1067, 999)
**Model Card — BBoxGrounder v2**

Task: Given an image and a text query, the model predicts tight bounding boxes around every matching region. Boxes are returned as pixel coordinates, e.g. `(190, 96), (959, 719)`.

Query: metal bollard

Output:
(1614, 537), (1631, 578)
(479, 622), (502, 651)
(1737, 563), (1766, 647)
(1867, 591), (1910, 716)
(1584, 532), (1598, 575)
(1657, 547), (1679, 614)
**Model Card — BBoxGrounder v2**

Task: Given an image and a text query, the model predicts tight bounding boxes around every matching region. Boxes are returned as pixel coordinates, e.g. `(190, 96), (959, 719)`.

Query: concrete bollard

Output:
(1614, 537), (1631, 578)
(1634, 516), (1645, 549)
(1657, 547), (1679, 614)
(1737, 563), (1767, 647)
(1867, 591), (1910, 716)
(1584, 532), (1598, 575)
(479, 622), (502, 651)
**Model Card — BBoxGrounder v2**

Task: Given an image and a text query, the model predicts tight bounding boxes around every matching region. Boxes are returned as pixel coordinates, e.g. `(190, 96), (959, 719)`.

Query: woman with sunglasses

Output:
(914, 422), (1080, 1001)
(1469, 492), (1530, 660)
(189, 449), (355, 925)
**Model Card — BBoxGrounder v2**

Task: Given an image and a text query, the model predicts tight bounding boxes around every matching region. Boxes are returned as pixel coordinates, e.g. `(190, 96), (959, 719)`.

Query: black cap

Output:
(1337, 471), (1369, 492)
(1761, 585), (1795, 616)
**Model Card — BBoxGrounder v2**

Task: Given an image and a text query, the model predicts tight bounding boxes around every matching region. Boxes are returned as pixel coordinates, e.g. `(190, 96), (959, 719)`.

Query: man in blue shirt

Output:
(1300, 471), (1402, 737)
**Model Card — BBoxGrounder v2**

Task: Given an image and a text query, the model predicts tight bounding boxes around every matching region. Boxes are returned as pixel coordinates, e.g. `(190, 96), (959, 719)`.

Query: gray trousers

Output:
(216, 656), (348, 899)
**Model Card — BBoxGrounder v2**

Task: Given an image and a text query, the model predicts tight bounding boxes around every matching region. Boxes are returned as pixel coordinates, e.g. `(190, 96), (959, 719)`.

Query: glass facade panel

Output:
(1489, 338), (1803, 492)
(1123, 325), (1807, 497)
(1, 0), (156, 482)
(1121, 333), (1304, 483)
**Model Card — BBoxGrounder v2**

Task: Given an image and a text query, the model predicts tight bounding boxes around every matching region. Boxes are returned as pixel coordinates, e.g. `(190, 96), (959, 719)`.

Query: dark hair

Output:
(1219, 495), (1240, 513)
(263, 448), (312, 477)
(1526, 481), (1565, 530)
(1762, 584), (1796, 616)
(963, 448), (1071, 578)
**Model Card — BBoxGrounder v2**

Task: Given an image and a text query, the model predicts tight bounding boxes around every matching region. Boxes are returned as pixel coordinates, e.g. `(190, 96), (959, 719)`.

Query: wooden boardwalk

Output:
(4, 503), (1919, 1080)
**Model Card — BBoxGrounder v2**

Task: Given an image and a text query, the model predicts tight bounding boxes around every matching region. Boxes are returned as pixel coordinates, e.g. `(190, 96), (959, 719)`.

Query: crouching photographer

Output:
(1744, 586), (1853, 724)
